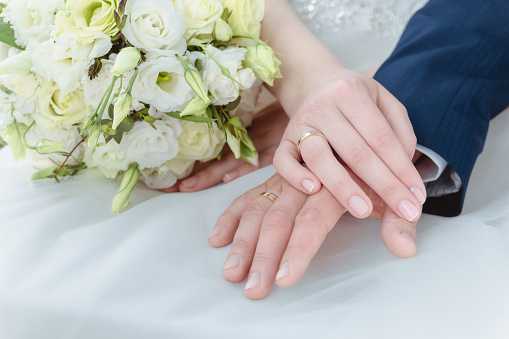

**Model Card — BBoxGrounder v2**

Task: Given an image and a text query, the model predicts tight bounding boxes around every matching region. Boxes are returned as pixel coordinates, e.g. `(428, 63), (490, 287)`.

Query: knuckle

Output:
(374, 132), (396, 151)
(231, 237), (251, 250)
(296, 206), (323, 226)
(381, 182), (400, 200)
(252, 251), (275, 266)
(329, 178), (352, 199)
(243, 202), (266, 219)
(348, 146), (371, 167)
(332, 77), (365, 94)
(264, 207), (292, 231)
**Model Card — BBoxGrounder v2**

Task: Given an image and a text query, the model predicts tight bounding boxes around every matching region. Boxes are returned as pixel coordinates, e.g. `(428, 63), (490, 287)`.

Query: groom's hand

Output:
(209, 171), (419, 300)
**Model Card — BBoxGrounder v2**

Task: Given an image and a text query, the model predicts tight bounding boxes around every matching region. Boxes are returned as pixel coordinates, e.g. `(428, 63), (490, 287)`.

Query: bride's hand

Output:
(262, 0), (426, 223)
(274, 66), (427, 223)
(209, 171), (419, 300)
(160, 102), (288, 193)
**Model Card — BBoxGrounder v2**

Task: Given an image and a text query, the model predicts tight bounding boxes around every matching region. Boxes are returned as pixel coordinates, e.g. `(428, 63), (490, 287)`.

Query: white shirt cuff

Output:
(415, 144), (462, 198)
(415, 144), (448, 182)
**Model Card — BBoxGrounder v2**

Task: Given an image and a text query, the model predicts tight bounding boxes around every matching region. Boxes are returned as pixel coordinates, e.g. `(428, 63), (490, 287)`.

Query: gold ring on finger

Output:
(259, 191), (278, 203)
(297, 130), (328, 154)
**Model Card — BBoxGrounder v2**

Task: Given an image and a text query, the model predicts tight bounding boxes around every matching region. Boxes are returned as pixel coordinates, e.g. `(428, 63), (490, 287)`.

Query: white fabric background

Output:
(1, 0), (509, 337)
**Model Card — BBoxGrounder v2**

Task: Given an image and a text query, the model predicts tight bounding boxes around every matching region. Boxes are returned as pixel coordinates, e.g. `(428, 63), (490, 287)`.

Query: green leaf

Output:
(165, 111), (216, 123)
(223, 96), (241, 112)
(116, 116), (134, 133)
(0, 84), (13, 95)
(0, 17), (24, 50)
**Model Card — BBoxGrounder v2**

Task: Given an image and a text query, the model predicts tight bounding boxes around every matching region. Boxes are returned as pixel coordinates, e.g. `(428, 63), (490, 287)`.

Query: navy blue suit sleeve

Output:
(374, 0), (509, 216)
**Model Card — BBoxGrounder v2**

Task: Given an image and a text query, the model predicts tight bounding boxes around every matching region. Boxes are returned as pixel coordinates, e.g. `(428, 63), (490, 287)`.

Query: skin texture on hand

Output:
(209, 170), (420, 300)
(260, 0), (426, 223)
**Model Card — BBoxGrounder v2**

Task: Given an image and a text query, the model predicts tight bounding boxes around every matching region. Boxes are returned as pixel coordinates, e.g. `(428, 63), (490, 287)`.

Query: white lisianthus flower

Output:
(221, 0), (264, 37)
(84, 141), (130, 179)
(81, 54), (144, 113)
(177, 121), (226, 162)
(54, 0), (119, 43)
(34, 81), (90, 129)
(123, 0), (186, 55)
(3, 0), (64, 47)
(172, 0), (223, 42)
(132, 53), (195, 113)
(0, 42), (15, 61)
(202, 46), (256, 105)
(29, 32), (112, 94)
(0, 52), (40, 116)
(121, 115), (182, 169)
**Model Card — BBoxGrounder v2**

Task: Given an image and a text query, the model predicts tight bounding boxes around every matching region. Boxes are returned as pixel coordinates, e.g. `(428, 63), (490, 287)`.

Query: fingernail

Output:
(398, 200), (419, 222)
(223, 255), (239, 271)
(182, 176), (198, 188)
(245, 272), (261, 290)
(208, 225), (221, 238)
(302, 179), (315, 194)
(400, 232), (415, 244)
(224, 171), (238, 183)
(275, 263), (289, 280)
(410, 186), (426, 205)
(349, 195), (369, 217)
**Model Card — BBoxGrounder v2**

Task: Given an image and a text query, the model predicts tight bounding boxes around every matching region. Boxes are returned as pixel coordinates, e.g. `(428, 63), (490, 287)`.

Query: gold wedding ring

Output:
(259, 191), (278, 203)
(297, 130), (328, 154)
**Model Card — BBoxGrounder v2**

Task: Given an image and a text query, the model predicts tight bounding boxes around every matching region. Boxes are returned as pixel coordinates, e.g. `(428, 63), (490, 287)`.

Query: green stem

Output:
(125, 68), (139, 93)
(21, 121), (37, 150)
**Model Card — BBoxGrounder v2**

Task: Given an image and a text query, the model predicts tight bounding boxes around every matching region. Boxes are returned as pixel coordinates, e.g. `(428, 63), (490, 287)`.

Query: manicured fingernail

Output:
(245, 272), (260, 290)
(398, 200), (419, 222)
(410, 187), (426, 205)
(182, 176), (198, 188)
(275, 263), (289, 280)
(209, 225), (221, 238)
(223, 255), (239, 271)
(349, 195), (369, 217)
(224, 171), (238, 183)
(302, 179), (315, 194)
(400, 232), (415, 244)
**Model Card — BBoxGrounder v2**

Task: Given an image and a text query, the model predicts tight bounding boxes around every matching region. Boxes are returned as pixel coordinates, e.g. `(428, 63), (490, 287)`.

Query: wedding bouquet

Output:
(0, 0), (281, 213)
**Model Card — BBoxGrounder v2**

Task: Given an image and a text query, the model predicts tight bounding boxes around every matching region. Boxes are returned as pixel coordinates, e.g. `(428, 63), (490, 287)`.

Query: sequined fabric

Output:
(289, 0), (429, 38)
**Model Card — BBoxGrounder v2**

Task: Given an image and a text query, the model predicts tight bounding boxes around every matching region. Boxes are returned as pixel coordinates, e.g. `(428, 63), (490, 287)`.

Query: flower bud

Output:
(112, 92), (132, 130)
(244, 44), (282, 86)
(112, 163), (140, 214)
(1, 122), (27, 161)
(112, 47), (141, 76)
(225, 128), (241, 159)
(87, 123), (101, 148)
(180, 97), (209, 117)
(36, 139), (64, 154)
(184, 69), (210, 105)
(213, 18), (233, 42)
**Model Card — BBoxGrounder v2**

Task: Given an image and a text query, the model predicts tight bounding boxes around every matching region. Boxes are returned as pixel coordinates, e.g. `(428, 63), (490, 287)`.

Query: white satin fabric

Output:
(1, 1), (509, 338)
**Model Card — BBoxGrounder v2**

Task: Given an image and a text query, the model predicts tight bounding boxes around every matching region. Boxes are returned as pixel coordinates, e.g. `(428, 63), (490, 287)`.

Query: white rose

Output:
(121, 116), (182, 169)
(177, 120), (226, 162)
(34, 80), (90, 129)
(4, 0), (64, 47)
(29, 31), (112, 94)
(132, 53), (195, 113)
(84, 141), (130, 179)
(173, 0), (223, 42)
(202, 46), (254, 105)
(123, 0), (186, 55)
(221, 0), (264, 37)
